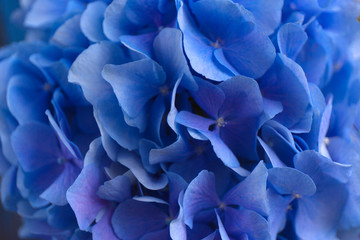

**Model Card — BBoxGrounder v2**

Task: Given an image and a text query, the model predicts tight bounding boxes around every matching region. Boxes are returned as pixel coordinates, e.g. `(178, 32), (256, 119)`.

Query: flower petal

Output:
(183, 170), (221, 228)
(268, 167), (316, 196)
(223, 161), (269, 216)
(112, 199), (168, 240)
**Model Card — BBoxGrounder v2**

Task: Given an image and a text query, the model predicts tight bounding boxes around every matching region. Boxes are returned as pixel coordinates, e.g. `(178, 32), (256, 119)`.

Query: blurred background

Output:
(0, 0), (24, 46)
(0, 2), (25, 240)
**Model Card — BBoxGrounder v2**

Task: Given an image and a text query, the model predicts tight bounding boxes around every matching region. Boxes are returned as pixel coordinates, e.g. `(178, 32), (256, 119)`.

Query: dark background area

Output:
(0, 2), (25, 240)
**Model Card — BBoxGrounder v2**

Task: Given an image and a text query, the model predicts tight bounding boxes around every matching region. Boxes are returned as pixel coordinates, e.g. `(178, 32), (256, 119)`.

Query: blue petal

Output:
(66, 164), (108, 231)
(296, 38), (328, 85)
(277, 23), (308, 59)
(222, 22), (276, 79)
(92, 208), (120, 240)
(95, 94), (141, 151)
(202, 130), (242, 169)
(102, 59), (166, 118)
(80, 1), (107, 42)
(147, 95), (166, 145)
(177, 3), (233, 81)
(218, 76), (264, 160)
(295, 179), (348, 240)
(176, 111), (216, 132)
(0, 110), (18, 165)
(154, 28), (198, 92)
(121, 32), (157, 57)
(268, 167), (316, 196)
(23, 163), (63, 196)
(117, 150), (168, 190)
(294, 150), (351, 185)
(140, 228), (170, 240)
(267, 189), (292, 240)
(259, 120), (298, 167)
(326, 138), (360, 229)
(168, 172), (188, 217)
(24, 0), (67, 27)
(46, 110), (82, 162)
(112, 199), (168, 240)
(47, 205), (77, 230)
(223, 208), (270, 240)
(216, 211), (230, 240)
(68, 41), (127, 105)
(259, 54), (313, 133)
(183, 170), (221, 228)
(257, 137), (286, 168)
(170, 191), (187, 240)
(40, 162), (80, 206)
(11, 123), (61, 172)
(1, 166), (20, 211)
(7, 74), (51, 124)
(97, 175), (131, 203)
(149, 136), (192, 164)
(51, 15), (89, 49)
(103, 0), (131, 42)
(234, 0), (284, 35)
(192, 77), (225, 119)
(139, 139), (161, 174)
(223, 161), (269, 216)
(298, 84), (327, 151)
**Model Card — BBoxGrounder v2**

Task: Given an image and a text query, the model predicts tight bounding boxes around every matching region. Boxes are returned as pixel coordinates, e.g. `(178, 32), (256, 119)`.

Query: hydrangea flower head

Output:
(0, 0), (360, 239)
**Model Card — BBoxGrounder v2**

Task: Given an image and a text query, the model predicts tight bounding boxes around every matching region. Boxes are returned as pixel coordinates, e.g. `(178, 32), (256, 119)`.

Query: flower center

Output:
(57, 157), (67, 165)
(216, 117), (226, 127)
(323, 137), (330, 146)
(286, 204), (293, 211)
(165, 217), (173, 225)
(159, 85), (169, 96)
(211, 38), (223, 49)
(219, 202), (226, 210)
(293, 193), (301, 199)
(357, 14), (360, 23)
(195, 146), (205, 155)
(43, 83), (52, 91)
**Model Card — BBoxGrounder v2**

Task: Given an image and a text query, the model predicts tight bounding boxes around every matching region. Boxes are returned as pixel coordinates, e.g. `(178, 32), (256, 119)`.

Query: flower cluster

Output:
(0, 0), (360, 239)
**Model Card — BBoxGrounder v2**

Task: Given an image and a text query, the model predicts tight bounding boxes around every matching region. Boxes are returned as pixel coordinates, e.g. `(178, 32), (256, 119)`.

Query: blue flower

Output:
(103, 0), (177, 56)
(178, 0), (276, 81)
(176, 76), (265, 171)
(182, 162), (269, 239)
(1, 0), (360, 239)
(267, 151), (351, 239)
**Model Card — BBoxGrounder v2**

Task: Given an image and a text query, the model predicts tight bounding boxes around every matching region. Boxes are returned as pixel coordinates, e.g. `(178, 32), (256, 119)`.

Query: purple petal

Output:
(92, 208), (119, 240)
(66, 164), (108, 230)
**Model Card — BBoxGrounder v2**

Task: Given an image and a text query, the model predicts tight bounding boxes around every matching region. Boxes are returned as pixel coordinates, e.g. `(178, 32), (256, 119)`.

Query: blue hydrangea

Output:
(0, 0), (360, 239)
